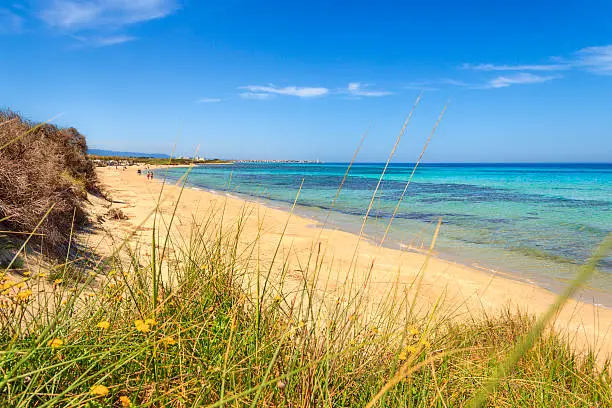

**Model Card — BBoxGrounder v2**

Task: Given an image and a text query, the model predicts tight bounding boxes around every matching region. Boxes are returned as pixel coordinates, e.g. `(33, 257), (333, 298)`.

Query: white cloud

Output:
(241, 85), (329, 98)
(403, 78), (474, 91)
(39, 0), (178, 30)
(574, 45), (612, 75)
(346, 82), (392, 97)
(74, 34), (136, 46)
(463, 62), (569, 72)
(195, 97), (222, 103)
(0, 8), (24, 33)
(440, 78), (471, 87)
(40, 1), (99, 28)
(239, 92), (274, 100)
(462, 44), (612, 81)
(486, 73), (558, 88)
(239, 83), (394, 99)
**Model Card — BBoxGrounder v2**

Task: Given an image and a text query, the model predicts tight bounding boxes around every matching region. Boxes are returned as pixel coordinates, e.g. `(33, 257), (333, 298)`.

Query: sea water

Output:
(157, 163), (612, 300)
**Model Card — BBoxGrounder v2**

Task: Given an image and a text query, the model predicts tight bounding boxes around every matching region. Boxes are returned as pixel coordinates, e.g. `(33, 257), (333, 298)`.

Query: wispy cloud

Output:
(239, 92), (274, 100)
(574, 45), (612, 75)
(195, 97), (222, 103)
(463, 62), (569, 72)
(39, 0), (178, 30)
(74, 34), (136, 47)
(346, 82), (392, 97)
(0, 8), (24, 34)
(239, 83), (393, 100)
(485, 73), (558, 89)
(402, 78), (474, 91)
(31, 0), (178, 46)
(440, 78), (473, 87)
(241, 85), (329, 98)
(462, 44), (612, 83)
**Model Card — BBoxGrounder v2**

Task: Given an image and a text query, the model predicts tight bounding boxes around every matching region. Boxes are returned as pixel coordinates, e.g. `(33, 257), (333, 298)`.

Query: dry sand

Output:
(90, 165), (612, 359)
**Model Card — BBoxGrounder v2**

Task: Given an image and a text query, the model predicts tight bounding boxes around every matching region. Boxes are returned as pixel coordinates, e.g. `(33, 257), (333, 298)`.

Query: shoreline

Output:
(153, 165), (612, 308)
(95, 165), (612, 359)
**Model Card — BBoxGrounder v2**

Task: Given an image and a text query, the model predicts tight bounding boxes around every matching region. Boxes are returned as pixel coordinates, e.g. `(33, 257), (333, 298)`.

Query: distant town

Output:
(234, 159), (323, 164)
(89, 154), (323, 167)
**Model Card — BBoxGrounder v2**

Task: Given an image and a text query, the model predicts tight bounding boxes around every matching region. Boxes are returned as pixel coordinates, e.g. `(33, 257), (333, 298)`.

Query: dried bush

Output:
(0, 110), (98, 255)
(107, 208), (128, 220)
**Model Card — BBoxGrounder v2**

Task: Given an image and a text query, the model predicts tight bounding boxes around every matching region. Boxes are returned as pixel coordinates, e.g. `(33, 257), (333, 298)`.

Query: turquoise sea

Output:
(157, 163), (612, 301)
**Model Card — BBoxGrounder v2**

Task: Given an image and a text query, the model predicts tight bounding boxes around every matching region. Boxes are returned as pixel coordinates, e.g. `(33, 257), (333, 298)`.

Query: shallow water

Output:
(157, 163), (612, 298)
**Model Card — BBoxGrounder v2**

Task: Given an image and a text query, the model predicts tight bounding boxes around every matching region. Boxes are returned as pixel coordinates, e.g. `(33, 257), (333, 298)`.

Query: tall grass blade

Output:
(469, 233), (612, 407)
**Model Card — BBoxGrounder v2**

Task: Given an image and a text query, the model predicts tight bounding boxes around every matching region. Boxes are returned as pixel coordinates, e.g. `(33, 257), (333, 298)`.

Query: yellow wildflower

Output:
(144, 318), (156, 326)
(274, 295), (282, 302)
(47, 338), (64, 348)
(54, 278), (63, 285)
(161, 336), (176, 346)
(408, 326), (419, 336)
(23, 271), (31, 277)
(89, 272), (97, 277)
(134, 320), (150, 333)
(38, 273), (48, 278)
(419, 339), (431, 348)
(119, 395), (131, 407)
(399, 345), (418, 360)
(17, 289), (32, 302)
(90, 384), (109, 396)
(97, 320), (110, 330)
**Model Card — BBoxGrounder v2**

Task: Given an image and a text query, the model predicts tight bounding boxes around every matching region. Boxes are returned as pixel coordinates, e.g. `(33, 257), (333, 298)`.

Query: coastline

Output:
(94, 165), (612, 359)
(155, 164), (612, 307)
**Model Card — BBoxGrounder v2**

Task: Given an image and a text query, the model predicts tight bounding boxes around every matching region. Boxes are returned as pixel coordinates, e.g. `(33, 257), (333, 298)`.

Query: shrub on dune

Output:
(0, 110), (97, 256)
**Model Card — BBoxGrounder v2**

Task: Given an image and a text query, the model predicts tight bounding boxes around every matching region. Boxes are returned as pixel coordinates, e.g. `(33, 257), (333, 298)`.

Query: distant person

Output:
(137, 169), (141, 176)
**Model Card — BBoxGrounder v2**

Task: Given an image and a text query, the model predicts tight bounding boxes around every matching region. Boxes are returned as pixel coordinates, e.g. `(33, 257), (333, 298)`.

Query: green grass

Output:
(0, 195), (611, 407)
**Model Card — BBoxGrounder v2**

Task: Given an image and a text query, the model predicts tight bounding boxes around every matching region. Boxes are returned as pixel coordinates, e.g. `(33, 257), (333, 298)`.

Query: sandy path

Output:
(91, 165), (612, 359)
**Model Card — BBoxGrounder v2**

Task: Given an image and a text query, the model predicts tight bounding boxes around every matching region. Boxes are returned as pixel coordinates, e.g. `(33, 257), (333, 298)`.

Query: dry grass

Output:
(0, 111), (97, 256)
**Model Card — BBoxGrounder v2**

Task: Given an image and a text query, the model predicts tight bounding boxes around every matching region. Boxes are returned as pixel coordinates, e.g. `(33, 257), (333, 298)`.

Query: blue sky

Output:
(1, 0), (611, 162)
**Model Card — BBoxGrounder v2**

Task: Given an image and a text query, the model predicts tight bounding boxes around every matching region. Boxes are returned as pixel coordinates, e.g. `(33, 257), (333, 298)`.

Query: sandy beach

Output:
(91, 165), (612, 359)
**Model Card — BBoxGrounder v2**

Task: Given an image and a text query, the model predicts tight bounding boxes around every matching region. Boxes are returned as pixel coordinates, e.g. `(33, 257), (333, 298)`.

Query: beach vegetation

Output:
(0, 111), (611, 407)
(0, 110), (98, 257)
